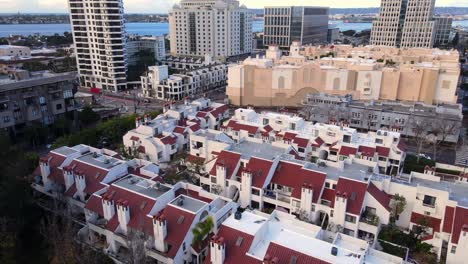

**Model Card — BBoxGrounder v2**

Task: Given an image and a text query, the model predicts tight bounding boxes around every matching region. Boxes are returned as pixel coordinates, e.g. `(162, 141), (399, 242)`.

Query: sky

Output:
(0, 0), (466, 14)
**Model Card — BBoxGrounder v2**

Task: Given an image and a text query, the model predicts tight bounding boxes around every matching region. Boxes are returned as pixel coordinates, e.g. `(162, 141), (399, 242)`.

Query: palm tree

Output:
(192, 216), (214, 246)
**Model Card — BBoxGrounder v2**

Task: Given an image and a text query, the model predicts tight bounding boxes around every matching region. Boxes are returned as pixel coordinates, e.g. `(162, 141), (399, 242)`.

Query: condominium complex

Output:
(123, 98), (229, 164)
(168, 0), (253, 59)
(371, 0), (436, 48)
(227, 43), (460, 107)
(0, 71), (76, 133)
(0, 45), (31, 57)
(263, 6), (329, 48)
(67, 0), (127, 91)
(434, 17), (453, 47)
(126, 35), (166, 65)
(33, 101), (468, 263)
(140, 64), (227, 101)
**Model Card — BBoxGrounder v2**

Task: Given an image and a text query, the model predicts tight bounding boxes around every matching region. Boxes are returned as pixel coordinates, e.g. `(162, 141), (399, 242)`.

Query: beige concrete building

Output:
(371, 0), (436, 48)
(227, 43), (460, 107)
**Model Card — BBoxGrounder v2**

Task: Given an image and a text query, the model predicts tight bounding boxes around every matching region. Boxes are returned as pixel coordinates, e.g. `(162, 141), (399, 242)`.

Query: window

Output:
(263, 118), (269, 125)
(343, 228), (355, 236)
(56, 104), (63, 110)
(375, 138), (383, 144)
(423, 195), (436, 208)
(345, 214), (356, 223)
(211, 177), (216, 184)
(252, 188), (260, 196)
(298, 147), (305, 153)
(451, 246), (456, 254)
(325, 182), (330, 188)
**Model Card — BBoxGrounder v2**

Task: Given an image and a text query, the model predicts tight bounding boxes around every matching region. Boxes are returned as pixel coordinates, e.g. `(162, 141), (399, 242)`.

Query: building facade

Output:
(141, 64), (227, 101)
(31, 144), (238, 264)
(0, 71), (76, 133)
(123, 98), (229, 165)
(227, 43), (460, 107)
(370, 0), (436, 48)
(0, 45), (31, 57)
(263, 6), (329, 48)
(67, 0), (127, 91)
(168, 0), (253, 59)
(434, 17), (453, 47)
(127, 35), (166, 65)
(302, 93), (462, 143)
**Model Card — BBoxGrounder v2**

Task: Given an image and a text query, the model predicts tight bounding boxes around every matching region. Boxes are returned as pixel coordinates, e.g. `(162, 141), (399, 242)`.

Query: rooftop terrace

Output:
(230, 140), (287, 160)
(170, 194), (207, 214)
(113, 175), (171, 200)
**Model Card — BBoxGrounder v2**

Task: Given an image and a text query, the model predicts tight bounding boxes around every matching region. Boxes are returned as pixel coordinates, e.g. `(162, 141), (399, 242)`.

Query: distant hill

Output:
(250, 7), (468, 16)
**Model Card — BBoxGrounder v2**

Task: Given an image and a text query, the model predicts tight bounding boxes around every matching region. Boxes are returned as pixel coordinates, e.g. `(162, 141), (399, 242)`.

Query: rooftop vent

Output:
(177, 196), (185, 206)
(234, 211), (242, 220)
(331, 246), (338, 256)
(177, 215), (185, 224)
(235, 236), (243, 246)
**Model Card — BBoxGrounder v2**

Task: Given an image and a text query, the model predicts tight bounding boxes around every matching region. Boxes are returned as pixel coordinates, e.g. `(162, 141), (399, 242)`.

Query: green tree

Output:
(389, 194), (407, 223)
(78, 106), (100, 127)
(192, 216), (214, 246)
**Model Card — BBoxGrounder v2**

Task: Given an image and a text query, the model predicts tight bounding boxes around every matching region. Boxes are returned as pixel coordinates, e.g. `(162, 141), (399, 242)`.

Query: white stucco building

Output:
(169, 0), (253, 59)
(67, 0), (127, 91)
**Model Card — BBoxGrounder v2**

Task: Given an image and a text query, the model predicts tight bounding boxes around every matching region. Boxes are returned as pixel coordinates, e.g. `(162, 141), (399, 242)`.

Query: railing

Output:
(360, 214), (379, 226)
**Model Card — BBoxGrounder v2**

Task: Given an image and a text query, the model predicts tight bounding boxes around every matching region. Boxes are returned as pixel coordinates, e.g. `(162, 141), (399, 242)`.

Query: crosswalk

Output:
(455, 146), (468, 166)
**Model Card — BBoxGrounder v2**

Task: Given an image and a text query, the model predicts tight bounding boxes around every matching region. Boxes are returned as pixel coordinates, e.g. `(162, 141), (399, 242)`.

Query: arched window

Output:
(333, 78), (340, 90)
(278, 76), (285, 89)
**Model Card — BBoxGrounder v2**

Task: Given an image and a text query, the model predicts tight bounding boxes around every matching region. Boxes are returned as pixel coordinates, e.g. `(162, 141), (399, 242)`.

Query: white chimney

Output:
(63, 167), (75, 190)
(210, 235), (225, 264)
(75, 171), (86, 201)
(117, 200), (130, 234)
(102, 195), (115, 221)
(135, 117), (141, 128)
(39, 156), (51, 185)
(153, 212), (168, 252)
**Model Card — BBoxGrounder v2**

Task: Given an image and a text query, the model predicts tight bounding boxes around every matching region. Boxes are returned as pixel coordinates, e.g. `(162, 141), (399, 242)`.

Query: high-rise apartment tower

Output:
(263, 6), (329, 48)
(371, 0), (436, 48)
(67, 0), (127, 91)
(169, 0), (253, 59)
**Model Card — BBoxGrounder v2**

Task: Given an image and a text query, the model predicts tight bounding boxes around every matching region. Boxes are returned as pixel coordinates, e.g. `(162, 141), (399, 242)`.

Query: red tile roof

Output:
(204, 225), (258, 264)
(321, 188), (335, 206)
(186, 154), (206, 164)
(189, 124), (201, 132)
(209, 151), (241, 180)
(209, 104), (229, 117)
(283, 132), (297, 142)
(226, 120), (259, 135)
(163, 205), (196, 258)
(158, 134), (178, 145)
(451, 206), (468, 244)
(43, 152), (67, 185)
(106, 215), (119, 232)
(358, 146), (375, 158)
(271, 161), (326, 201)
(335, 178), (367, 215)
(175, 189), (212, 203)
(397, 141), (406, 152)
(196, 112), (208, 118)
(102, 184), (157, 236)
(244, 157), (274, 189)
(130, 136), (140, 141)
(265, 242), (331, 264)
(410, 212), (441, 233)
(367, 183), (391, 211)
(443, 206), (455, 233)
(263, 125), (273, 133)
(173, 126), (186, 134)
(137, 145), (146, 154)
(66, 160), (108, 196)
(338, 146), (357, 156)
(293, 137), (309, 148)
(85, 194), (104, 216)
(64, 183), (77, 197)
(376, 146), (390, 157)
(312, 137), (324, 147)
